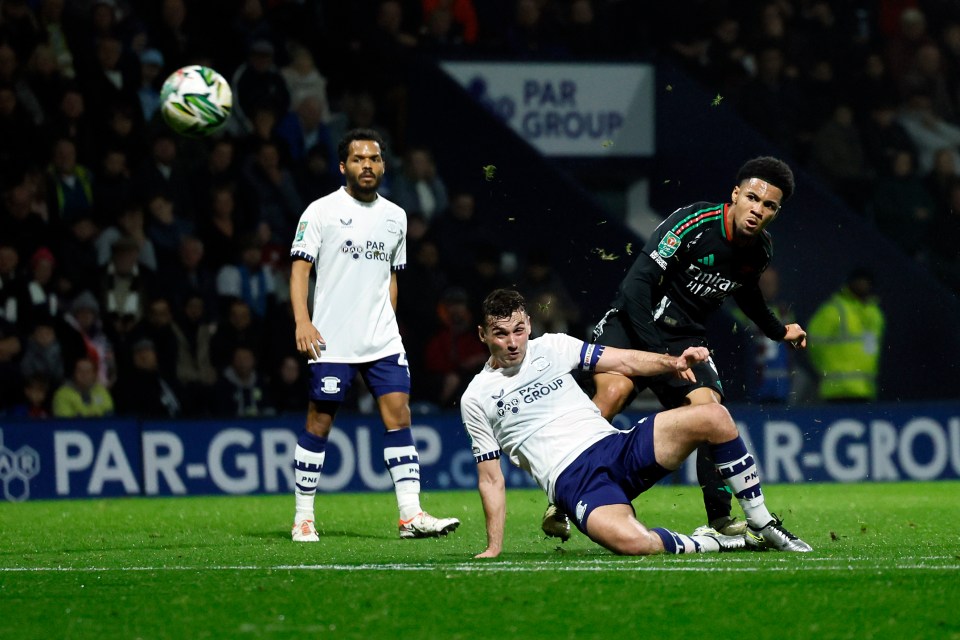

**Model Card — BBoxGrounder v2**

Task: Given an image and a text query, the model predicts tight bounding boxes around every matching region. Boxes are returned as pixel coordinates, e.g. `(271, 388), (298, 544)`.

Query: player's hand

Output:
(675, 346), (708, 381)
(295, 321), (325, 359)
(474, 548), (501, 559)
(784, 323), (807, 350)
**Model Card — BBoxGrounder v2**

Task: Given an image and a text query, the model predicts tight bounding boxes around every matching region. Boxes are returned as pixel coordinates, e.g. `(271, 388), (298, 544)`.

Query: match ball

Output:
(159, 65), (232, 136)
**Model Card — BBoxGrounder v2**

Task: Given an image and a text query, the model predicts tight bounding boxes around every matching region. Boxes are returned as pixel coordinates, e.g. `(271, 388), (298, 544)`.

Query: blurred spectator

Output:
(8, 373), (52, 419)
(37, 0), (78, 80)
(174, 293), (217, 417)
(17, 247), (60, 333)
(52, 356), (113, 418)
(516, 248), (581, 338)
(136, 47), (164, 124)
(923, 147), (959, 217)
(99, 236), (152, 328)
(807, 268), (885, 403)
(899, 42), (956, 121)
(140, 296), (180, 383)
(95, 200), (158, 272)
(44, 86), (96, 166)
(230, 38), (291, 136)
(326, 90), (398, 171)
(431, 190), (498, 283)
(421, 286), (488, 408)
(60, 289), (114, 387)
(269, 354), (308, 415)
(293, 143), (342, 204)
(145, 192), (190, 278)
(215, 234), (277, 321)
(281, 42), (330, 116)
(0, 82), (41, 177)
(189, 137), (243, 208)
(0, 243), (23, 325)
(149, 0), (193, 72)
(133, 131), (195, 223)
(20, 317), (64, 386)
(885, 7), (935, 91)
(92, 146), (134, 224)
(158, 234), (217, 313)
(213, 345), (273, 417)
(198, 183), (245, 271)
(897, 90), (960, 176)
(46, 137), (95, 225)
(0, 183), (48, 263)
(241, 139), (303, 244)
(0, 315), (23, 410)
(459, 243), (512, 316)
(276, 95), (334, 165)
(422, 0), (479, 46)
(390, 145), (449, 220)
(113, 336), (182, 418)
(808, 104), (874, 208)
(867, 148), (935, 259)
(210, 297), (264, 370)
(59, 214), (100, 297)
(0, 41), (44, 126)
(734, 45), (803, 156)
(80, 34), (141, 129)
(859, 98), (916, 180)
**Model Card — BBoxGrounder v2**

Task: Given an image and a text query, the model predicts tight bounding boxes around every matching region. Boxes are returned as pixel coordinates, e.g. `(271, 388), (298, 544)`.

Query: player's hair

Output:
(337, 128), (386, 163)
(735, 156), (795, 203)
(481, 289), (526, 324)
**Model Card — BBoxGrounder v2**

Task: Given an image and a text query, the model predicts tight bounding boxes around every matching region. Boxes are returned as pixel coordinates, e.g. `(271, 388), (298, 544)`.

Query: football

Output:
(159, 65), (233, 136)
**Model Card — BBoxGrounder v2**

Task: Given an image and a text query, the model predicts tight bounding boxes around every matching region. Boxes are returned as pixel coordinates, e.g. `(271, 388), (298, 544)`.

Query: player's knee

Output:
(593, 381), (631, 419)
(699, 403), (737, 441)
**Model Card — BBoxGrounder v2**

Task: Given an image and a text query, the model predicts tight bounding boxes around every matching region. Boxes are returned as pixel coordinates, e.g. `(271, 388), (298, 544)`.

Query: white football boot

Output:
(292, 519), (319, 542)
(398, 512), (460, 539)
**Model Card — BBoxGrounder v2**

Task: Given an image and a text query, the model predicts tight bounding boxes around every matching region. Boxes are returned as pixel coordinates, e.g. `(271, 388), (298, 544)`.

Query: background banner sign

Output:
(439, 61), (655, 157)
(1, 403), (957, 501)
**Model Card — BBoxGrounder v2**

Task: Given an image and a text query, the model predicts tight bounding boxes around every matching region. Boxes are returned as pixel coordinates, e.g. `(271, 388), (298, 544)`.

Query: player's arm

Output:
(290, 258), (324, 358)
(389, 271), (398, 311)
(475, 458), (506, 558)
(733, 282), (806, 349)
(618, 254), (670, 352)
(596, 344), (709, 380)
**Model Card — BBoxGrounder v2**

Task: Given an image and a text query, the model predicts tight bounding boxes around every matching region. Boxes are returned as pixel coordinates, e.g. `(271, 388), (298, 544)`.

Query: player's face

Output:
(341, 140), (385, 201)
(730, 178), (782, 241)
(479, 310), (531, 369)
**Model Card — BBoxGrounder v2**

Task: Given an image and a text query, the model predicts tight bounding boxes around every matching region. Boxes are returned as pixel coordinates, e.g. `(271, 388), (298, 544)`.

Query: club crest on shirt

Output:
(658, 231), (681, 258)
(531, 356), (550, 372)
(386, 219), (401, 234)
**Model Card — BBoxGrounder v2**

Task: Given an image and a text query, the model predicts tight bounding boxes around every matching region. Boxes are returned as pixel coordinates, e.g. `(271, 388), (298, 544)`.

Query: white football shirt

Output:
(290, 187), (407, 363)
(460, 333), (617, 502)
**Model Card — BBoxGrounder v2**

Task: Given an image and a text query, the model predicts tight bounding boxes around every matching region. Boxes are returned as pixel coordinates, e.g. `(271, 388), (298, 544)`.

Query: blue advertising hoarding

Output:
(1, 402), (958, 502)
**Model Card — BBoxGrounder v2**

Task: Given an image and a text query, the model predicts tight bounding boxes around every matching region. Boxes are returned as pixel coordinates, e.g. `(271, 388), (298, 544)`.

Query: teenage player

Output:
(462, 289), (812, 557)
(543, 157), (808, 541)
(289, 128), (460, 542)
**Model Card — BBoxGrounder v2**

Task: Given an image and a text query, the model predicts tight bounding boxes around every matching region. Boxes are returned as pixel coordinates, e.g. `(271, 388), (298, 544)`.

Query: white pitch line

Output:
(1, 562), (957, 573)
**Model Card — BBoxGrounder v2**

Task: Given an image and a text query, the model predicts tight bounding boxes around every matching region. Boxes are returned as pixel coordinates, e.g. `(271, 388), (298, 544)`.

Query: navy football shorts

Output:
(308, 353), (410, 402)
(553, 414), (671, 534)
(592, 307), (723, 408)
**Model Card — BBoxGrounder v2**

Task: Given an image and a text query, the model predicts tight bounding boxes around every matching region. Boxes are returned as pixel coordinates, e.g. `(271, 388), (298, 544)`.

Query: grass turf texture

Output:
(1, 482), (958, 640)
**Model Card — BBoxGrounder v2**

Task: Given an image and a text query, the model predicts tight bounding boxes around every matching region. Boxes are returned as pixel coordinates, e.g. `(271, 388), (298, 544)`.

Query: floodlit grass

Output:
(1, 482), (958, 639)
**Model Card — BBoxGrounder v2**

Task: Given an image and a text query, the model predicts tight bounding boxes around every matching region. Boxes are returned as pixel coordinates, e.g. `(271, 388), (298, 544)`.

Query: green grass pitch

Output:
(1, 482), (958, 640)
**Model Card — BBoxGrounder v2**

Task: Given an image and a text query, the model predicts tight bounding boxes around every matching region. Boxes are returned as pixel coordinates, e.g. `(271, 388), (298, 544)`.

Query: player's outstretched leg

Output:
(710, 437), (813, 552)
(696, 443), (747, 535)
(384, 427), (460, 539)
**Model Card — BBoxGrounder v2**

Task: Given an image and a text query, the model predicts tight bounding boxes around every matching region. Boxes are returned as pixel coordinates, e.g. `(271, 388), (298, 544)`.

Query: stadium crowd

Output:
(0, 0), (956, 418)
